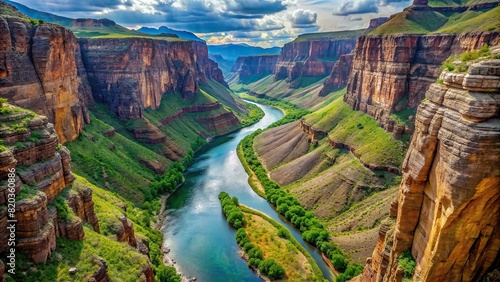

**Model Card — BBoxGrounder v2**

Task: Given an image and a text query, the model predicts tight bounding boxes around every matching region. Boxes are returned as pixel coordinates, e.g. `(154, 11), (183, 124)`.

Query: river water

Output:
(162, 102), (334, 281)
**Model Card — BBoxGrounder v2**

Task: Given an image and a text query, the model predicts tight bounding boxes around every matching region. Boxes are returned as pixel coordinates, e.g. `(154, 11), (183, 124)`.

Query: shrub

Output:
(258, 259), (285, 280)
(398, 250), (416, 278)
(331, 254), (348, 272)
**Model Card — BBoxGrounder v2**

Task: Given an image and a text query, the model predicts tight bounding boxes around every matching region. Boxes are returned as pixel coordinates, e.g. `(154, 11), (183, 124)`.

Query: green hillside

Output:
(370, 5), (500, 35)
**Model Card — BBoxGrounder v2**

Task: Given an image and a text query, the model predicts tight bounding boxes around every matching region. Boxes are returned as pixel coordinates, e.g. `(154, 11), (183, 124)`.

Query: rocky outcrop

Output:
(117, 215), (137, 248)
(362, 58), (500, 281)
(274, 35), (360, 81)
(0, 16), (92, 143)
(344, 31), (500, 135)
(319, 54), (353, 96)
(79, 38), (226, 120)
(231, 55), (278, 78)
(195, 112), (240, 133)
(87, 257), (110, 282)
(66, 185), (100, 232)
(0, 104), (100, 263)
(160, 102), (221, 126)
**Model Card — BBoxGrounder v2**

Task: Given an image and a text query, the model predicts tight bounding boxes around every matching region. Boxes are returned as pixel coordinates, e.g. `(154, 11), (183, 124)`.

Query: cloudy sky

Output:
(14, 0), (412, 47)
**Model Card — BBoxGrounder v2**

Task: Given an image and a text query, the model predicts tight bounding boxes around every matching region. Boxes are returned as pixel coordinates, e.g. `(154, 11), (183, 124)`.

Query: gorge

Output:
(1, 0), (500, 281)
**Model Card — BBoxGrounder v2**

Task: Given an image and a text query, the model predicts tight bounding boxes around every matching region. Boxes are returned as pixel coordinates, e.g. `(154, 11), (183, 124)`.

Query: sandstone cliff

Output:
(318, 54), (353, 96)
(231, 55), (278, 79)
(0, 104), (98, 262)
(0, 16), (92, 143)
(344, 31), (500, 136)
(361, 56), (500, 281)
(274, 32), (362, 82)
(79, 38), (226, 120)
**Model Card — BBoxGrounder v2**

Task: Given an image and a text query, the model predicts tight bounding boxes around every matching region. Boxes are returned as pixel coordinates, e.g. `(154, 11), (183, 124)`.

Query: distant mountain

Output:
(4, 0), (181, 39)
(5, 0), (73, 26)
(208, 54), (233, 77)
(208, 44), (281, 62)
(137, 26), (204, 42)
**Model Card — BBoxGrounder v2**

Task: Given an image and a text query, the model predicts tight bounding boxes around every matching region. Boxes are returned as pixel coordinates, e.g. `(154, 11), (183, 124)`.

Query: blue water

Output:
(162, 102), (334, 281)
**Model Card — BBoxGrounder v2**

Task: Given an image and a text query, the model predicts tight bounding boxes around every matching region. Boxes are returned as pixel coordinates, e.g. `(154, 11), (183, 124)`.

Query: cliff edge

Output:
(361, 48), (500, 282)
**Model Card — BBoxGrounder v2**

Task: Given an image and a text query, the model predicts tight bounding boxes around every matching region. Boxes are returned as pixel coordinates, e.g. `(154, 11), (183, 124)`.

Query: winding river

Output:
(162, 102), (334, 281)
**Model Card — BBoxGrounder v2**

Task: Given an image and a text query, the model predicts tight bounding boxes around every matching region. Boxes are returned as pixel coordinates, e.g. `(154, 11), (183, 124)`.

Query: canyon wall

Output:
(0, 106), (98, 262)
(0, 16), (92, 143)
(319, 53), (353, 96)
(79, 38), (226, 120)
(361, 57), (500, 281)
(231, 55), (278, 79)
(274, 35), (360, 81)
(344, 31), (500, 135)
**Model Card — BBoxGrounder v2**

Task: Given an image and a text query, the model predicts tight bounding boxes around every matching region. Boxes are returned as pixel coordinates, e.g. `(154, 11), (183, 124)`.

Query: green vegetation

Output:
(73, 176), (181, 282)
(370, 5), (500, 35)
(240, 103), (265, 127)
(240, 94), (310, 128)
(440, 44), (494, 73)
(239, 131), (362, 277)
(231, 74), (330, 109)
(219, 192), (246, 228)
(304, 95), (406, 167)
(146, 163), (184, 202)
(398, 250), (416, 279)
(240, 205), (325, 281)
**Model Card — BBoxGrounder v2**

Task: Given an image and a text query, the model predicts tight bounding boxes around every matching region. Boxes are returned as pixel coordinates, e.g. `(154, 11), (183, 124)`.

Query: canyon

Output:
(344, 31), (500, 136)
(361, 51), (500, 282)
(1, 0), (500, 280)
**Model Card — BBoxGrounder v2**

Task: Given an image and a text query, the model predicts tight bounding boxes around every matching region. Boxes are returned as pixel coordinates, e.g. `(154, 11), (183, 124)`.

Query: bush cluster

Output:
(145, 163), (185, 201)
(236, 228), (285, 280)
(218, 192), (246, 228)
(440, 44), (492, 73)
(240, 131), (363, 278)
(398, 250), (416, 279)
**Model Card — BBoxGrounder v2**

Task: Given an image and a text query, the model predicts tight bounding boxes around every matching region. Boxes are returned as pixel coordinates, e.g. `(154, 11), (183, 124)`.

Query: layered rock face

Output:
(274, 38), (358, 81)
(362, 58), (500, 281)
(0, 106), (98, 263)
(344, 32), (500, 135)
(319, 54), (353, 96)
(80, 38), (226, 120)
(0, 16), (92, 143)
(231, 55), (279, 78)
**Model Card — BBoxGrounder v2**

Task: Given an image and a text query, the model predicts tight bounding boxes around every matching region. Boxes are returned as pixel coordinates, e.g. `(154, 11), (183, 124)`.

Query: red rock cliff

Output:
(0, 16), (92, 143)
(274, 35), (359, 81)
(361, 57), (500, 281)
(318, 53), (353, 96)
(231, 55), (279, 78)
(344, 32), (500, 135)
(79, 38), (227, 120)
(0, 104), (100, 263)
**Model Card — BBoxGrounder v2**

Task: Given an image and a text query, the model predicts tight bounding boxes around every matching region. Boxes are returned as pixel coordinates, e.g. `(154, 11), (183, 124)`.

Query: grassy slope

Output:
(231, 74), (330, 109)
(13, 175), (171, 281)
(67, 82), (251, 206)
(251, 91), (406, 263)
(370, 5), (500, 35)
